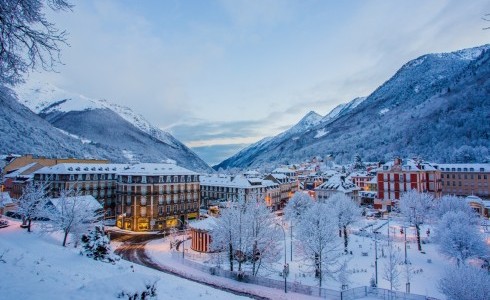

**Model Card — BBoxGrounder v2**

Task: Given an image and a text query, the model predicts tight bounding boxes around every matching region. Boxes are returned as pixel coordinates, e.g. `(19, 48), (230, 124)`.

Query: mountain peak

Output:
(299, 110), (322, 125)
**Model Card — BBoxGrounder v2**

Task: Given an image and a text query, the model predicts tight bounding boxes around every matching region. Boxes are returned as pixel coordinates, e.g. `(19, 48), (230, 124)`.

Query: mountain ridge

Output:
(215, 44), (490, 170)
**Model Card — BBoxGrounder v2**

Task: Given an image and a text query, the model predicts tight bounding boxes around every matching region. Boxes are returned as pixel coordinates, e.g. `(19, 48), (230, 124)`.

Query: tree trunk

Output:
(229, 242), (234, 272)
(343, 225), (348, 253)
(315, 253), (320, 278)
(27, 219), (32, 232)
(252, 241), (257, 276)
(338, 228), (342, 237)
(62, 230), (69, 247)
(416, 224), (422, 251)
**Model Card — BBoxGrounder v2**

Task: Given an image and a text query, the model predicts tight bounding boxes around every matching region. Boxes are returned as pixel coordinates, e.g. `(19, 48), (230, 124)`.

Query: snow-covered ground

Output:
(146, 216), (490, 300)
(146, 236), (320, 300)
(0, 219), (249, 300)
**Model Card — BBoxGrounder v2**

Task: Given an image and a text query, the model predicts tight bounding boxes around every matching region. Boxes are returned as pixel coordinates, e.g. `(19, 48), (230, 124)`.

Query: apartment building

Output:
(33, 163), (126, 220)
(433, 163), (490, 199)
(116, 163), (200, 232)
(200, 175), (281, 210)
(376, 158), (442, 210)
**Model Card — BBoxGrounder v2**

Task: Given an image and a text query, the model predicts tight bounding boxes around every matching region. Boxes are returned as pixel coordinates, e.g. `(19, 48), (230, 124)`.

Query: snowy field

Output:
(0, 219), (249, 300)
(147, 216), (490, 300)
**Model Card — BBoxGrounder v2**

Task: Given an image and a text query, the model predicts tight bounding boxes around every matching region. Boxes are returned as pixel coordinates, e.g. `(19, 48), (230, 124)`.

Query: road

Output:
(109, 230), (269, 300)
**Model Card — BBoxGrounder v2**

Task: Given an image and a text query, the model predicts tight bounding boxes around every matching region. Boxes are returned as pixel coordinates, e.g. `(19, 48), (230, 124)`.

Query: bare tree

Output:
(15, 181), (48, 232)
(246, 200), (281, 276)
(0, 0), (72, 85)
(326, 193), (361, 253)
(43, 188), (102, 247)
(284, 192), (313, 222)
(296, 202), (343, 288)
(382, 243), (402, 291)
(399, 190), (433, 251)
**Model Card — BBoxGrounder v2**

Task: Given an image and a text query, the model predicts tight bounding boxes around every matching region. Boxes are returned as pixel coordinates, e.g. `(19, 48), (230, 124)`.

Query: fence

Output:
(341, 286), (428, 300)
(170, 252), (432, 300)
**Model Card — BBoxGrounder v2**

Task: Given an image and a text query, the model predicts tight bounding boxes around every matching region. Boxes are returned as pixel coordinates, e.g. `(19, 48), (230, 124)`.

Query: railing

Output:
(341, 286), (428, 300)
(170, 253), (434, 300)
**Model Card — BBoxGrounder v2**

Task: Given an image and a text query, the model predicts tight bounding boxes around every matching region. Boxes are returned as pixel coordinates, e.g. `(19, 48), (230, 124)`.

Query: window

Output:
(158, 206), (164, 215)
(142, 176), (147, 183)
(126, 197), (132, 205)
(141, 197), (146, 205)
(140, 207), (146, 217)
(69, 175), (74, 181)
(158, 195), (164, 205)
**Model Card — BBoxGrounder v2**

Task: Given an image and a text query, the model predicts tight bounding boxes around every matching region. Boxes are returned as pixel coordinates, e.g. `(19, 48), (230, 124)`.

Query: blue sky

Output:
(26, 0), (490, 165)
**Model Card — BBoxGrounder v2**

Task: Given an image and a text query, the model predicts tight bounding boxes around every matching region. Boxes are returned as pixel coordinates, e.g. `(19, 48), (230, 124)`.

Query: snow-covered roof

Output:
(189, 217), (217, 231)
(434, 163), (490, 172)
(48, 195), (102, 212)
(117, 163), (196, 176)
(379, 159), (438, 172)
(315, 174), (359, 193)
(200, 174), (277, 189)
(272, 167), (295, 174)
(35, 163), (127, 175)
(4, 162), (40, 178)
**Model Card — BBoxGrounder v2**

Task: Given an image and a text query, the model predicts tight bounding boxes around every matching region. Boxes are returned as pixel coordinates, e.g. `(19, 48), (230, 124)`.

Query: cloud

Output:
(191, 143), (249, 166)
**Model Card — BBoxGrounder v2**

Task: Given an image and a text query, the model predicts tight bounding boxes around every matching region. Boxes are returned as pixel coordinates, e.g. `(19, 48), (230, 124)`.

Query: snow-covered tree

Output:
(398, 190), (433, 251)
(15, 181), (48, 232)
(246, 200), (281, 276)
(439, 265), (490, 300)
(435, 211), (487, 266)
(326, 193), (361, 253)
(284, 192), (313, 222)
(296, 202), (343, 288)
(43, 188), (103, 247)
(352, 154), (365, 171)
(0, 0), (72, 85)
(382, 243), (401, 291)
(81, 225), (118, 263)
(432, 195), (478, 224)
(211, 200), (281, 276)
(210, 204), (238, 272)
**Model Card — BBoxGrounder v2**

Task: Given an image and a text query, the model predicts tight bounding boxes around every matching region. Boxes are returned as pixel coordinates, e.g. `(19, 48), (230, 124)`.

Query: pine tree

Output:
(81, 226), (118, 263)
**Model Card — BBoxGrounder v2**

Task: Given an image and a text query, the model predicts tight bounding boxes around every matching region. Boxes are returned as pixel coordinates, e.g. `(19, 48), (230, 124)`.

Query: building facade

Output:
(376, 158), (442, 210)
(315, 174), (360, 203)
(433, 163), (490, 199)
(200, 175), (281, 210)
(33, 163), (125, 220)
(116, 163), (200, 232)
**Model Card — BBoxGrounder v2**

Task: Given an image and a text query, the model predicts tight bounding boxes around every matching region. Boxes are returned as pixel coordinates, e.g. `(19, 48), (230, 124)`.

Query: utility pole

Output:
(374, 231), (378, 286)
(290, 221), (293, 262)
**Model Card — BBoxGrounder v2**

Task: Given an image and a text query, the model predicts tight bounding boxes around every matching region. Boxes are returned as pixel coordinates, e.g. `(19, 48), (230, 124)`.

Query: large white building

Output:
(200, 175), (281, 210)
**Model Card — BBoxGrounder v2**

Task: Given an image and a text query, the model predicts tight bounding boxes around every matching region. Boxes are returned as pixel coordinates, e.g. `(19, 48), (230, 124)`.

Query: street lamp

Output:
(275, 223), (288, 293)
(373, 230), (379, 286)
(175, 218), (186, 259)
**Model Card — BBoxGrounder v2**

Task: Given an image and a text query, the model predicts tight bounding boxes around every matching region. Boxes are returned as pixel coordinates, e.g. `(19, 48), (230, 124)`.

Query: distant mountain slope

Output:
(0, 86), (109, 159)
(11, 83), (211, 172)
(215, 110), (323, 169)
(216, 44), (490, 169)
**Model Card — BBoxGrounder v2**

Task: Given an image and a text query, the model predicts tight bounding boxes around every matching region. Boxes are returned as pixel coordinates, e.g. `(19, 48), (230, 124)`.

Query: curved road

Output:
(109, 231), (269, 300)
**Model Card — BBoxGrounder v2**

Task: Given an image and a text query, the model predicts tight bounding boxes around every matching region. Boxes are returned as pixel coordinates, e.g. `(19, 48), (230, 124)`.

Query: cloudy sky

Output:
(25, 0), (490, 165)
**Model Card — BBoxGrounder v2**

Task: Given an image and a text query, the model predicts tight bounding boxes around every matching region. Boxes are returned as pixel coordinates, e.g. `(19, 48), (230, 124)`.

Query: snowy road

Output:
(110, 231), (269, 300)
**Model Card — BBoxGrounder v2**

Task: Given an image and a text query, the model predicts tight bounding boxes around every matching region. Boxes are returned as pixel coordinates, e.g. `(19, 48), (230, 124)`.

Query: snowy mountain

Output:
(0, 86), (110, 160)
(216, 44), (490, 169)
(215, 111), (323, 170)
(320, 97), (366, 124)
(8, 83), (211, 172)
